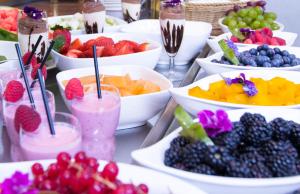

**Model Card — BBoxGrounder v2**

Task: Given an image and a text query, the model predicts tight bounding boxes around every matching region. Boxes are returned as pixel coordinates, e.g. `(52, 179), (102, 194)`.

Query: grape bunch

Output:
(223, 0), (279, 32)
(31, 151), (149, 194)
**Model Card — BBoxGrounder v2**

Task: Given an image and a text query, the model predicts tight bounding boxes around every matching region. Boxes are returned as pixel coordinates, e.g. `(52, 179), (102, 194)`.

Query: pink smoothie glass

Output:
(70, 84), (121, 160)
(20, 112), (82, 161)
(3, 89), (55, 161)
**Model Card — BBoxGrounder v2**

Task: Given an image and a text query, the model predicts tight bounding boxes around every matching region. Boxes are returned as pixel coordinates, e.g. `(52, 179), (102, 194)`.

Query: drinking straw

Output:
(15, 44), (36, 109)
(25, 35), (42, 66)
(37, 69), (55, 135)
(93, 45), (102, 99)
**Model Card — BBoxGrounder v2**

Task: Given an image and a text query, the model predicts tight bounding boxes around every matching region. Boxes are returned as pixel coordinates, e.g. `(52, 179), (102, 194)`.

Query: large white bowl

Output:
(0, 160), (207, 194)
(56, 65), (172, 129)
(170, 70), (300, 116)
(120, 19), (212, 65)
(0, 40), (17, 60)
(132, 108), (300, 194)
(218, 17), (284, 33)
(197, 45), (300, 75)
(207, 31), (298, 53)
(51, 33), (162, 71)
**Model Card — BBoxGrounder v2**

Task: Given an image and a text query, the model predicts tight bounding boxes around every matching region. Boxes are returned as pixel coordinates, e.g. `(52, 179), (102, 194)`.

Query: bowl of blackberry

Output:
(132, 107), (300, 194)
(197, 44), (300, 75)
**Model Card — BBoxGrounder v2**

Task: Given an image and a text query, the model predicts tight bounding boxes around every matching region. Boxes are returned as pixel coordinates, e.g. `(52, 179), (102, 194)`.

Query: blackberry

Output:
(244, 124), (273, 147)
(182, 141), (208, 168)
(237, 146), (258, 155)
(204, 146), (233, 171)
(212, 130), (241, 150)
(189, 164), (217, 175)
(170, 136), (191, 149)
(296, 159), (300, 174)
(239, 151), (265, 164)
(247, 161), (272, 178)
(232, 121), (246, 137)
(172, 163), (187, 171)
(270, 118), (293, 140)
(164, 146), (182, 167)
(240, 113), (267, 128)
(260, 140), (298, 159)
(289, 123), (300, 150)
(225, 161), (252, 178)
(265, 153), (298, 177)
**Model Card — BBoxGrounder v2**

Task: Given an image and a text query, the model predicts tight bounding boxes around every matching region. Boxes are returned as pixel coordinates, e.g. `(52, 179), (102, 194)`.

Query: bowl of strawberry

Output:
(50, 28), (162, 71)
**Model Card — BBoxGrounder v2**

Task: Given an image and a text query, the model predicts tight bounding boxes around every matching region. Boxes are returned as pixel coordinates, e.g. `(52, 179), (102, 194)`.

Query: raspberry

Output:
(65, 78), (84, 100)
(31, 63), (47, 80)
(22, 52), (38, 67)
(3, 80), (25, 102)
(14, 105), (41, 133)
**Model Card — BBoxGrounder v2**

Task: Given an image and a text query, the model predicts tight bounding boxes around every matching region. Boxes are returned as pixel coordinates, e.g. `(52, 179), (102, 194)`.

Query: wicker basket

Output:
(186, 0), (257, 36)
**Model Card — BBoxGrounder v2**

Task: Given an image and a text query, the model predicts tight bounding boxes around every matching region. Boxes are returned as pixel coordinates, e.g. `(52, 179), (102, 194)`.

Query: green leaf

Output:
(0, 55), (7, 62)
(218, 39), (239, 65)
(53, 35), (66, 53)
(0, 28), (17, 42)
(174, 106), (194, 130)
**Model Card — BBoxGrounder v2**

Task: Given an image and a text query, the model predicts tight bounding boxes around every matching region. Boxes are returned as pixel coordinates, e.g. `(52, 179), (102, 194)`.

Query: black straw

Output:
(93, 45), (102, 99)
(25, 35), (43, 66)
(37, 69), (55, 135)
(15, 44), (35, 109)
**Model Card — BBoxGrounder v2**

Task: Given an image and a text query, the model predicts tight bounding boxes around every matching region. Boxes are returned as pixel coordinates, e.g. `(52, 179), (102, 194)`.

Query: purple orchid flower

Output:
(198, 109), (233, 137)
(23, 6), (43, 20)
(163, 0), (182, 7)
(225, 39), (239, 57)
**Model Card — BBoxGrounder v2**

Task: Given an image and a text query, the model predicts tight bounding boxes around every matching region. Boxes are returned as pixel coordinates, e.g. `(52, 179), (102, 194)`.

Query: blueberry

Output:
(267, 49), (275, 57)
(263, 62), (272, 67)
(273, 54), (283, 60)
(262, 44), (269, 51)
(256, 56), (265, 66)
(283, 64), (291, 67)
(292, 59), (300, 66)
(282, 56), (291, 64)
(271, 59), (281, 67)
(281, 50), (289, 56)
(257, 45), (264, 51)
(242, 51), (251, 57)
(289, 54), (296, 61)
(259, 50), (267, 56)
(249, 48), (258, 56)
(248, 59), (257, 67)
(221, 56), (227, 61)
(274, 48), (281, 54)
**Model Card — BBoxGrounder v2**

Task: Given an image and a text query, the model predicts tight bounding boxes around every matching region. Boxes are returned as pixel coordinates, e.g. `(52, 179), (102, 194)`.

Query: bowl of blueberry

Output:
(132, 107), (300, 194)
(197, 44), (300, 75)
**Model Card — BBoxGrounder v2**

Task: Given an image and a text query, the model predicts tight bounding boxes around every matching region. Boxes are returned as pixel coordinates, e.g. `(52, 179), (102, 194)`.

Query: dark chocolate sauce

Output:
(85, 22), (103, 34)
(123, 9), (138, 23)
(161, 20), (184, 54)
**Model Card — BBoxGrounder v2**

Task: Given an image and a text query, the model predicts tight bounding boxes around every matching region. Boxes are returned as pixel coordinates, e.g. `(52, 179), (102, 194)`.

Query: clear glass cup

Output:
(159, 0), (185, 81)
(82, 0), (106, 34)
(122, 0), (141, 23)
(20, 112), (82, 161)
(18, 9), (48, 63)
(69, 84), (121, 160)
(3, 89), (55, 162)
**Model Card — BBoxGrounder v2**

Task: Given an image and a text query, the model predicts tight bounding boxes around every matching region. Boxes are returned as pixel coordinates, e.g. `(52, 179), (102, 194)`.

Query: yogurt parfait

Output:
(82, 0), (106, 34)
(122, 0), (141, 23)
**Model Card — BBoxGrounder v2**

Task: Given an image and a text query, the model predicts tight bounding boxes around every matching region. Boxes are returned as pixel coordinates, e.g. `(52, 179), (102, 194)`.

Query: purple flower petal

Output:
(23, 6), (43, 20)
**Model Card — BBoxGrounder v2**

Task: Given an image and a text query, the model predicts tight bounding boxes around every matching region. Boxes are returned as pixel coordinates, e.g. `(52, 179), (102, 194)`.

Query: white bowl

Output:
(0, 160), (207, 194)
(218, 17), (284, 33)
(197, 45), (300, 75)
(51, 32), (162, 71)
(132, 108), (300, 194)
(120, 19), (212, 65)
(0, 40), (17, 60)
(170, 70), (300, 116)
(48, 14), (127, 35)
(207, 31), (298, 53)
(56, 65), (172, 129)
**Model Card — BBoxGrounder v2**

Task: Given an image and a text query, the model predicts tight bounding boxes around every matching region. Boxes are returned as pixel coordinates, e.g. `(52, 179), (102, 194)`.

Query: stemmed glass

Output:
(159, 0), (185, 81)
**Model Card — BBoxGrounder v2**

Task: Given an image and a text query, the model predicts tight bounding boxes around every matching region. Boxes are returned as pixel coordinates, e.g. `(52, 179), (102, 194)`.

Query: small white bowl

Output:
(218, 17), (284, 33)
(0, 160), (207, 194)
(120, 19), (212, 65)
(56, 65), (172, 129)
(197, 45), (300, 75)
(132, 108), (300, 194)
(51, 32), (162, 71)
(207, 31), (298, 53)
(170, 70), (300, 116)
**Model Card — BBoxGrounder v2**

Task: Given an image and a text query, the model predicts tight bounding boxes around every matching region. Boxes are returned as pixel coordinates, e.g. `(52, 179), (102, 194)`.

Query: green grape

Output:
(264, 12), (277, 20)
(266, 18), (274, 24)
(248, 9), (258, 19)
(260, 21), (271, 28)
(236, 17), (243, 22)
(256, 15), (264, 21)
(237, 9), (248, 17)
(271, 22), (280, 30)
(228, 11), (237, 17)
(229, 27), (240, 35)
(223, 17), (231, 25)
(238, 21), (247, 28)
(228, 20), (238, 28)
(254, 6), (263, 15)
(243, 17), (253, 25)
(251, 20), (261, 29)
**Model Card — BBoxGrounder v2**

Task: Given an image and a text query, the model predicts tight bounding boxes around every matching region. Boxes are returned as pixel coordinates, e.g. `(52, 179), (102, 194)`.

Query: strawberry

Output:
(230, 36), (239, 43)
(69, 38), (83, 50)
(14, 105), (41, 133)
(82, 39), (96, 51)
(3, 80), (25, 102)
(275, 37), (286, 46)
(66, 49), (84, 58)
(243, 39), (253, 44)
(31, 63), (47, 80)
(65, 78), (84, 100)
(53, 25), (71, 54)
(254, 31), (264, 43)
(95, 37), (114, 47)
(270, 37), (280, 46)
(135, 43), (149, 52)
(83, 46), (104, 58)
(22, 52), (37, 67)
(115, 40), (138, 51)
(115, 43), (134, 56)
(102, 45), (116, 57)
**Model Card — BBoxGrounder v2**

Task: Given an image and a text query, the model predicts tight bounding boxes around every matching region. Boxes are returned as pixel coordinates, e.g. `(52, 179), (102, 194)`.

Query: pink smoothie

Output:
(70, 91), (120, 160)
(21, 122), (82, 161)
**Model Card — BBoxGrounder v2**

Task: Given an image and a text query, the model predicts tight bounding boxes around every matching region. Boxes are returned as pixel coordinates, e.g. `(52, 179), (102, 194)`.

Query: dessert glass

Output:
(122, 0), (141, 23)
(159, 0), (185, 81)
(82, 0), (106, 34)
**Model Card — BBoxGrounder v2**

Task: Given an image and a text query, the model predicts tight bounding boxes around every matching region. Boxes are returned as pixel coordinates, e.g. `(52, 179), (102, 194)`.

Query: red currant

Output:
(78, 169), (94, 189)
(31, 163), (44, 176)
(59, 169), (72, 186)
(86, 157), (99, 171)
(88, 182), (108, 194)
(102, 162), (119, 181)
(113, 184), (137, 194)
(46, 163), (60, 179)
(137, 184), (149, 193)
(75, 151), (87, 163)
(70, 176), (85, 193)
(33, 174), (45, 188)
(57, 152), (71, 168)
(41, 179), (57, 191)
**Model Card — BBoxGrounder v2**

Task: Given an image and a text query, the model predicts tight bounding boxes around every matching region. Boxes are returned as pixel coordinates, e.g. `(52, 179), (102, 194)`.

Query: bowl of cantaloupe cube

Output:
(56, 65), (173, 129)
(170, 70), (300, 116)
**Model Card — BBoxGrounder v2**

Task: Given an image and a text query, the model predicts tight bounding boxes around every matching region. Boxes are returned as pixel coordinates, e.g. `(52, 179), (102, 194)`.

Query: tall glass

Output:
(159, 0), (185, 81)
(82, 0), (106, 34)
(69, 84), (121, 160)
(20, 112), (82, 161)
(18, 8), (48, 63)
(122, 0), (141, 23)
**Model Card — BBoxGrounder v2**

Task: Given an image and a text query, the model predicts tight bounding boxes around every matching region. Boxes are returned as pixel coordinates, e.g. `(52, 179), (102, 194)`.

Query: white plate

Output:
(132, 108), (300, 194)
(0, 160), (207, 194)
(51, 32), (162, 71)
(197, 45), (300, 75)
(207, 31), (298, 53)
(218, 17), (284, 33)
(120, 19), (212, 65)
(48, 14), (127, 34)
(170, 70), (300, 116)
(56, 65), (172, 129)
